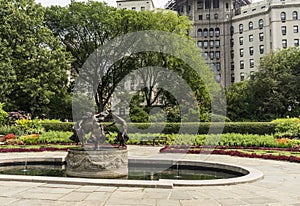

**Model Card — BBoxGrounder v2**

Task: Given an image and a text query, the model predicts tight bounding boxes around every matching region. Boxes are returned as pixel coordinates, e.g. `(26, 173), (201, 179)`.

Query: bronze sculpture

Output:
(70, 109), (128, 149)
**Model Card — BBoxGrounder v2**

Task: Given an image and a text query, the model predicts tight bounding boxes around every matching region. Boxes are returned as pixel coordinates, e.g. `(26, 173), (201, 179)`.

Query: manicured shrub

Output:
(272, 117), (300, 138)
(40, 122), (278, 135)
(0, 103), (8, 126)
(19, 134), (39, 145)
(41, 122), (74, 132)
(15, 118), (45, 135)
(38, 131), (73, 144)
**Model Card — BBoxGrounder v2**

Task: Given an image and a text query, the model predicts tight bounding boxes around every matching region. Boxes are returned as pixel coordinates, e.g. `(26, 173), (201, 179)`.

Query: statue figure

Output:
(70, 109), (129, 149)
(111, 112), (129, 148)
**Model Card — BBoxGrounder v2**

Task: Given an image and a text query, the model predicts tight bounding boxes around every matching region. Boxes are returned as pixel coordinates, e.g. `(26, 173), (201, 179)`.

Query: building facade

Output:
(116, 0), (155, 11)
(166, 0), (300, 87)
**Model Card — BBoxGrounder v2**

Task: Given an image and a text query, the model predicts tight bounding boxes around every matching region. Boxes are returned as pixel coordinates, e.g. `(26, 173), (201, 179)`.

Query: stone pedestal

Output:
(65, 148), (128, 178)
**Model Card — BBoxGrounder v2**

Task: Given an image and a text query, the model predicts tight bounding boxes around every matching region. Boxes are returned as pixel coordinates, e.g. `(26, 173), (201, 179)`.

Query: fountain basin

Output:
(0, 156), (263, 188)
(65, 148), (128, 178)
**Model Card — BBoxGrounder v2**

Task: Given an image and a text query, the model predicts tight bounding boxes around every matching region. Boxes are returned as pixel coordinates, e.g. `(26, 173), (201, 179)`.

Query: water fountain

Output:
(65, 110), (129, 178)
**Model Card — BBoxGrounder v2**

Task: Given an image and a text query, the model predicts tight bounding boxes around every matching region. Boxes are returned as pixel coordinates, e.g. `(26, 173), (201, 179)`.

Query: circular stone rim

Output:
(0, 157), (263, 188)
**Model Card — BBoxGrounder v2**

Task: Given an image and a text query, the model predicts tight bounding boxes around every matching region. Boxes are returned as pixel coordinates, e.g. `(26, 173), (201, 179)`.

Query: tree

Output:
(44, 2), (209, 113)
(226, 47), (300, 121)
(0, 0), (72, 118)
(249, 47), (300, 119)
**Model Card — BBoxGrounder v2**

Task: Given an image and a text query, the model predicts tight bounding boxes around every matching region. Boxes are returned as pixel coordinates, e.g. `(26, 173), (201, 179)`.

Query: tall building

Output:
(116, 0), (155, 11)
(166, 0), (300, 87)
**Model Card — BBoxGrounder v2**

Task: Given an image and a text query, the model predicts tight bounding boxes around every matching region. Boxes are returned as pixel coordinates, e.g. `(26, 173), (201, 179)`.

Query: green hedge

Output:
(41, 122), (74, 132)
(41, 122), (278, 135)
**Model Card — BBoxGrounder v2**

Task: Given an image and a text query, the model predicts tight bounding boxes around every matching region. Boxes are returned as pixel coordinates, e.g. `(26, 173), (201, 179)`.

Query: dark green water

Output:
(0, 163), (242, 180)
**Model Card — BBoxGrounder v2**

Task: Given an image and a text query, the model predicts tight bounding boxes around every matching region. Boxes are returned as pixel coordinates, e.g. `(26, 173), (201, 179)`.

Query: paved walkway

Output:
(0, 145), (300, 205)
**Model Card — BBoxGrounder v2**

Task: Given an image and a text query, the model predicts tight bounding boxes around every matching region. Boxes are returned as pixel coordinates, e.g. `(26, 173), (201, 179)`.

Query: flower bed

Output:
(160, 146), (300, 163)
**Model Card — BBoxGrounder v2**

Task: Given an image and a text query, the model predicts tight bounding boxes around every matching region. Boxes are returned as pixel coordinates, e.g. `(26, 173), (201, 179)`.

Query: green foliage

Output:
(18, 135), (39, 145)
(0, 125), (14, 135)
(226, 47), (300, 121)
(38, 121), (277, 135)
(0, 103), (8, 126)
(129, 106), (149, 123)
(272, 117), (300, 138)
(38, 131), (73, 144)
(0, 0), (72, 118)
(41, 122), (74, 132)
(15, 118), (45, 135)
(169, 133), (277, 147)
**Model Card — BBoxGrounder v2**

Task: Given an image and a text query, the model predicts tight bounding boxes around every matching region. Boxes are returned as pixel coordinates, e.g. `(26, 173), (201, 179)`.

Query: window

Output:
(215, 28), (220, 37)
(259, 45), (264, 54)
(197, 41), (202, 48)
(282, 39), (287, 48)
(209, 28), (214, 37)
(240, 48), (244, 57)
(249, 47), (254, 55)
(209, 40), (214, 48)
(281, 12), (286, 22)
(198, 0), (204, 9)
(231, 62), (234, 71)
(141, 7), (145, 11)
(259, 19), (263, 29)
(259, 32), (264, 41)
(213, 0), (219, 8)
(282, 26), (286, 35)
(216, 51), (220, 59)
(216, 62), (221, 71)
(230, 38), (234, 47)
(294, 39), (299, 47)
(226, 3), (229, 10)
(231, 73), (235, 82)
(230, 26), (234, 35)
(239, 24), (243, 34)
(203, 40), (208, 48)
(250, 59), (254, 68)
(205, 0), (210, 9)
(239, 37), (243, 45)
(132, 7), (136, 10)
(204, 52), (208, 59)
(231, 50), (234, 59)
(210, 51), (214, 59)
(197, 29), (202, 37)
(199, 15), (203, 20)
(240, 72), (245, 81)
(294, 25), (298, 33)
(240, 60), (244, 69)
(249, 21), (253, 30)
(203, 28), (208, 37)
(293, 11), (298, 20)
(119, 108), (125, 116)
(215, 40), (220, 48)
(206, 14), (210, 20)
(214, 13), (218, 19)
(249, 34), (253, 42)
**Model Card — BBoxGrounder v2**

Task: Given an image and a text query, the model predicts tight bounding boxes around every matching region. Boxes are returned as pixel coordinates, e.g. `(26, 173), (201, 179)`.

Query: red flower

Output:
(4, 133), (15, 140)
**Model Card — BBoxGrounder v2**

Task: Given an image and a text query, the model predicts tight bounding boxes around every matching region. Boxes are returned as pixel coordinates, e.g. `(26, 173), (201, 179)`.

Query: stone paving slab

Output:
(0, 145), (299, 205)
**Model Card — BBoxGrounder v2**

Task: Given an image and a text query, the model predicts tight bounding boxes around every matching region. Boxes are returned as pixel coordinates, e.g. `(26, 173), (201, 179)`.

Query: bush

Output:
(0, 103), (8, 126)
(41, 122), (74, 132)
(15, 118), (45, 135)
(39, 122), (277, 135)
(169, 133), (278, 147)
(272, 117), (300, 138)
(38, 131), (73, 144)
(19, 134), (39, 145)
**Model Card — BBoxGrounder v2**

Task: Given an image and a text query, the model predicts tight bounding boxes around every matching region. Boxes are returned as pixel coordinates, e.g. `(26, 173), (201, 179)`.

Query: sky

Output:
(35, 0), (169, 8)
